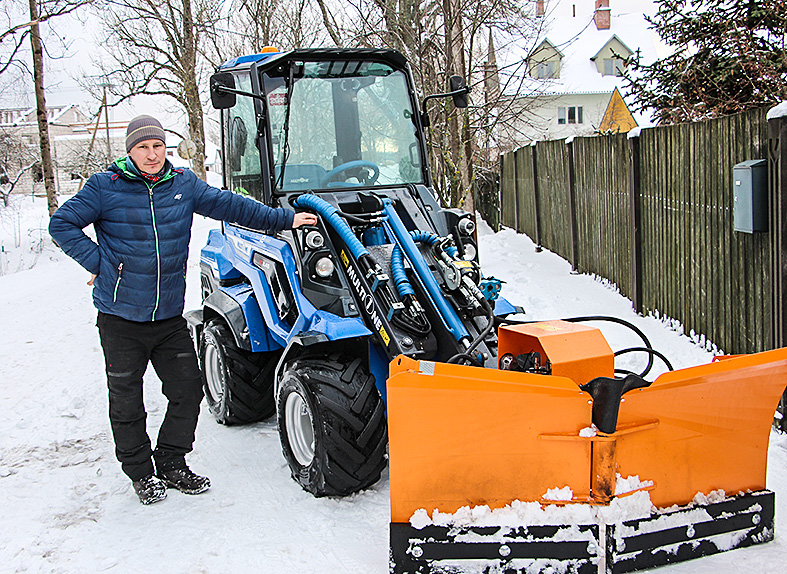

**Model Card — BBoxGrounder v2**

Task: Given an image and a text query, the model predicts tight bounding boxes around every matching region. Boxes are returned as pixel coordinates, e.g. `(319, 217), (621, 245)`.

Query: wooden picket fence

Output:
(491, 106), (779, 356)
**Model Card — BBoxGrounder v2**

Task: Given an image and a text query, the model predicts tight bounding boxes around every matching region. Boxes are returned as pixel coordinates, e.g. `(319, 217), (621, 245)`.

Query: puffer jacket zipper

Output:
(148, 186), (162, 321)
(113, 262), (124, 303)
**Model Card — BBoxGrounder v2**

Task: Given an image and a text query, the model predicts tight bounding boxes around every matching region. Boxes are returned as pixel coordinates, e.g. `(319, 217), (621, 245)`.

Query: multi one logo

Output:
(340, 250), (391, 347)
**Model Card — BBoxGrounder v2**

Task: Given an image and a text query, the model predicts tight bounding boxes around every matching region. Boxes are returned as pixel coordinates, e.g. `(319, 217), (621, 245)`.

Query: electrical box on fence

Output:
(734, 159), (768, 233)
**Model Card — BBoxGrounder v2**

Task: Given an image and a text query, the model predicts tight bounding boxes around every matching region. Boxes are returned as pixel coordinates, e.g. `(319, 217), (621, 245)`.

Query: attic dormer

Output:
(529, 39), (563, 79)
(590, 35), (634, 77)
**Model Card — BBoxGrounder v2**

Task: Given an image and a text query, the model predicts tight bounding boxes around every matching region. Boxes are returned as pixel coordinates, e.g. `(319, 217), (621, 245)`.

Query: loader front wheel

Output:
(277, 355), (387, 496)
(199, 319), (278, 425)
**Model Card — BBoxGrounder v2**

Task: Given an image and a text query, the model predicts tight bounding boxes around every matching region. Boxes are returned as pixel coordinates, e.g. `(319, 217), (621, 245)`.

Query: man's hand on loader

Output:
(293, 213), (318, 228)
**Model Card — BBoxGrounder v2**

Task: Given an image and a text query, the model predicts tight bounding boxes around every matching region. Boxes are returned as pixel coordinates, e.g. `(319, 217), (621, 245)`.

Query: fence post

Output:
(513, 148), (520, 232)
(628, 131), (643, 314)
(768, 114), (787, 350)
(566, 137), (579, 271)
(768, 111), (787, 433)
(531, 141), (543, 252)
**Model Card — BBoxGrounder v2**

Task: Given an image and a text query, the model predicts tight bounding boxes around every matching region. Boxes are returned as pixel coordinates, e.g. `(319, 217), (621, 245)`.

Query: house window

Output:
(603, 58), (625, 77)
(535, 61), (557, 79)
(558, 106), (583, 125)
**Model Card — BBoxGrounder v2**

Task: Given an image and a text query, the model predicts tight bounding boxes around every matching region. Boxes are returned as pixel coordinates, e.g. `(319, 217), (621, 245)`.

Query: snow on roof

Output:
(50, 105), (76, 124)
(498, 0), (670, 129)
(767, 101), (787, 120)
(590, 34), (635, 61)
(533, 38), (565, 58)
(527, 0), (661, 95)
(499, 0), (664, 127)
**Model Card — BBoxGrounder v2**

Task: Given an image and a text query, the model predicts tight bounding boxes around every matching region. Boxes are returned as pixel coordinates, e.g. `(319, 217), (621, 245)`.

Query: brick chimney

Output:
(594, 0), (611, 30)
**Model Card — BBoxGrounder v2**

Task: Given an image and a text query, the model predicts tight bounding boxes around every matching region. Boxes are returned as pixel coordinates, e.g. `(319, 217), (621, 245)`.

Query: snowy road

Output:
(0, 205), (785, 573)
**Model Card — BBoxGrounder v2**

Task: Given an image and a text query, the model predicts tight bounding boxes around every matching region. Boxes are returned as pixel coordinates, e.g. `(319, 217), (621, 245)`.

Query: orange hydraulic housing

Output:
(387, 321), (787, 524)
(498, 320), (615, 385)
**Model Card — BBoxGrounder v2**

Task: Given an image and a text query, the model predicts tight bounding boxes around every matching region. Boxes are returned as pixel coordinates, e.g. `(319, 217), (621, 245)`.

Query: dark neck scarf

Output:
(127, 156), (169, 184)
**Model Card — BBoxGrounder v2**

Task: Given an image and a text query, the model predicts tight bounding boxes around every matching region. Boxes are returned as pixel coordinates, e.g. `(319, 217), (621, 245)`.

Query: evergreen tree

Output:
(623, 0), (787, 124)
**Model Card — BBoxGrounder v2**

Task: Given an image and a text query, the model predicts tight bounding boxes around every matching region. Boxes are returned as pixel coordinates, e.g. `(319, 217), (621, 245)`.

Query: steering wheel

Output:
(321, 160), (380, 187)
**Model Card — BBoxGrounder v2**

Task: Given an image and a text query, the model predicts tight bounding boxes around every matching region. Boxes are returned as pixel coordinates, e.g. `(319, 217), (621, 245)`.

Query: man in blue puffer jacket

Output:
(50, 115), (317, 504)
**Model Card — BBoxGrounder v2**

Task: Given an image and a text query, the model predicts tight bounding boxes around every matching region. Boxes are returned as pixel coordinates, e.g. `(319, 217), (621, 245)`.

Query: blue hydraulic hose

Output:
(291, 194), (369, 260)
(390, 231), (458, 299)
(382, 200), (470, 345)
(390, 245), (415, 297)
(409, 231), (458, 258)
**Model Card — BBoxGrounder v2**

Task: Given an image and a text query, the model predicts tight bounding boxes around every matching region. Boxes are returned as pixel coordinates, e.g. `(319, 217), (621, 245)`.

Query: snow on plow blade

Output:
(387, 324), (787, 573)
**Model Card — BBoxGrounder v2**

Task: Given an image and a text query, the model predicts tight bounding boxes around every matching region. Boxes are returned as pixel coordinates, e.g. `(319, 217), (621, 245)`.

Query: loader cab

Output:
(213, 49), (430, 204)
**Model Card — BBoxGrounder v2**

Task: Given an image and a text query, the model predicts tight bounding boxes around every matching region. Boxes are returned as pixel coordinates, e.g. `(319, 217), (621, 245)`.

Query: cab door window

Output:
(226, 73), (263, 200)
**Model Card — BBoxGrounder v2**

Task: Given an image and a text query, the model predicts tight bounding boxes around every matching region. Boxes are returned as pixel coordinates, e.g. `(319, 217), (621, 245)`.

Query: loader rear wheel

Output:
(277, 355), (387, 496)
(199, 319), (278, 425)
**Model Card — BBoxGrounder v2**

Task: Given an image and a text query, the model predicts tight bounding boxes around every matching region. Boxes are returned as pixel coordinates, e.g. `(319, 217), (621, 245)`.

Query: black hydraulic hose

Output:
(335, 209), (385, 224)
(447, 298), (496, 365)
(614, 347), (674, 373)
(563, 316), (656, 377)
(447, 353), (484, 367)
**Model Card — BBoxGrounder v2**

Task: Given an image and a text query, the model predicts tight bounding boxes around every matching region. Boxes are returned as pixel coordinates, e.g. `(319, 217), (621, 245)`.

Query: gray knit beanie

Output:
(126, 115), (166, 152)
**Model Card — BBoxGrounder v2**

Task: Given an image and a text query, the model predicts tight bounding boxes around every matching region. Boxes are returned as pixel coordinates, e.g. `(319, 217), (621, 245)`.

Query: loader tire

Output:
(277, 355), (387, 497)
(199, 319), (278, 425)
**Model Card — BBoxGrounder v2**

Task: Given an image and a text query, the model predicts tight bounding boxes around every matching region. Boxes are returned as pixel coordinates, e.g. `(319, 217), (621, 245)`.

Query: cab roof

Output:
(219, 48), (407, 71)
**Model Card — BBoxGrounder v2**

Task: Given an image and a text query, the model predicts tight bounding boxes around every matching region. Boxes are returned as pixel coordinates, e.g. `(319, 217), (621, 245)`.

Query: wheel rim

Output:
(204, 344), (224, 402)
(285, 391), (315, 466)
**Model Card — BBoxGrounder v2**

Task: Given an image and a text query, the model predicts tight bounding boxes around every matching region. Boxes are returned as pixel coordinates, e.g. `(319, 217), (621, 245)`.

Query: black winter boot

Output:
(157, 466), (211, 495)
(133, 474), (167, 505)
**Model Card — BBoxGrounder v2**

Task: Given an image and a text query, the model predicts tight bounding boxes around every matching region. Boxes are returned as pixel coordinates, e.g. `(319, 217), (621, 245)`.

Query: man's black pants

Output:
(97, 312), (204, 481)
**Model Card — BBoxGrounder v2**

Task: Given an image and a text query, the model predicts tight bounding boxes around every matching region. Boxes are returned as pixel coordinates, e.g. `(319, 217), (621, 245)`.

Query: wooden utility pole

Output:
(28, 0), (58, 216)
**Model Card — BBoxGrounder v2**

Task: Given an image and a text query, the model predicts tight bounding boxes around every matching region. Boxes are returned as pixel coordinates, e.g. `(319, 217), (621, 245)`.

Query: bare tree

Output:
(316, 0), (542, 210)
(1, 0), (90, 80)
(2, 0), (93, 215)
(0, 129), (39, 207)
(199, 0), (327, 86)
(223, 0), (323, 52)
(93, 0), (224, 181)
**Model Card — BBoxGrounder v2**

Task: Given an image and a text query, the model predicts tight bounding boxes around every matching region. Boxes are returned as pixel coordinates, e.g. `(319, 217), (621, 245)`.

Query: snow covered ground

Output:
(1, 194), (785, 573)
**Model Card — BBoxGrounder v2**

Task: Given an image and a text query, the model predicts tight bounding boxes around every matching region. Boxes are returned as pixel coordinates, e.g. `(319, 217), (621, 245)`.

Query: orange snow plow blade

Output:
(614, 347), (787, 508)
(386, 354), (593, 523)
(387, 343), (787, 523)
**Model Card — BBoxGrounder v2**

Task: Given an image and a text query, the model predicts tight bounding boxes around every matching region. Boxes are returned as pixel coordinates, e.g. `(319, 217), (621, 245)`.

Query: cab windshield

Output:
(263, 60), (424, 191)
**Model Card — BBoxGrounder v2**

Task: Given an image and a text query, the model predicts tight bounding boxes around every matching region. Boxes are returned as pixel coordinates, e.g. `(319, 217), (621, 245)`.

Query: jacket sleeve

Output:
(48, 178), (102, 275)
(191, 173), (295, 231)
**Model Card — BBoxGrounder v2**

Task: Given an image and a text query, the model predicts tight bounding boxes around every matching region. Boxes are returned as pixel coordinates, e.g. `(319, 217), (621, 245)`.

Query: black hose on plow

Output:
(496, 314), (674, 379)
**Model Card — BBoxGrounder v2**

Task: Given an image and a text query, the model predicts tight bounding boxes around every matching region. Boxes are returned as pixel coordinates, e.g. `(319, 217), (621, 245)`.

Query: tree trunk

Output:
(182, 0), (206, 181)
(443, 0), (472, 209)
(28, 0), (58, 216)
(186, 90), (207, 180)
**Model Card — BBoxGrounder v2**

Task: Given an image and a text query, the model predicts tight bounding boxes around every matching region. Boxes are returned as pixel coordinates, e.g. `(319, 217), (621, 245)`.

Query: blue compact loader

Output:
(186, 48), (516, 497)
(187, 48), (787, 574)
